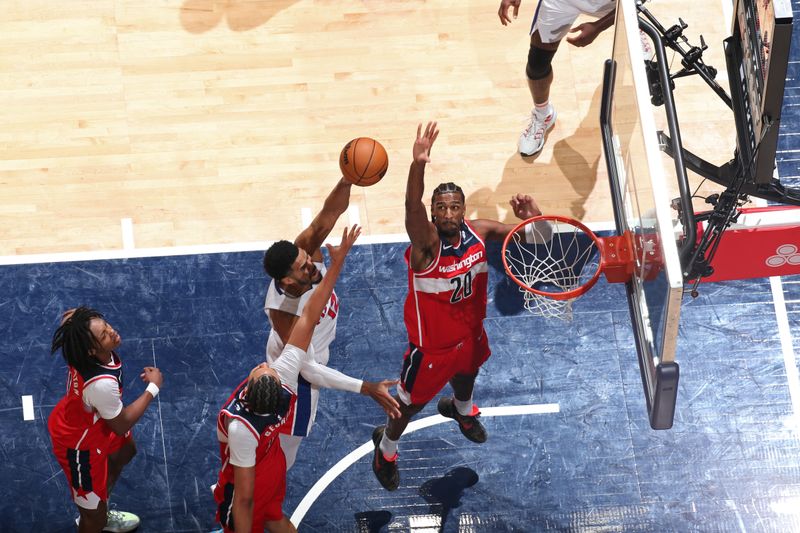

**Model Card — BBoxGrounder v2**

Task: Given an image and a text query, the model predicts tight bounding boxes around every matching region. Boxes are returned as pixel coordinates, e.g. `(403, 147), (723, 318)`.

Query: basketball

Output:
(339, 137), (388, 187)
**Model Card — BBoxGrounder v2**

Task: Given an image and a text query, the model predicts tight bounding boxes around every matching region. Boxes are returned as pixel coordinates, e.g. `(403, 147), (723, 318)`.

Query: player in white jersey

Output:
(498, 0), (616, 156)
(262, 177), (398, 469)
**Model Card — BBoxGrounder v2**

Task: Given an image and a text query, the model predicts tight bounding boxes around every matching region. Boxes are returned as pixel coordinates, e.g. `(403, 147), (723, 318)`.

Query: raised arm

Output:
(406, 122), (442, 270)
(294, 178), (353, 261)
(104, 367), (163, 436)
(470, 194), (551, 243)
(285, 225), (360, 352)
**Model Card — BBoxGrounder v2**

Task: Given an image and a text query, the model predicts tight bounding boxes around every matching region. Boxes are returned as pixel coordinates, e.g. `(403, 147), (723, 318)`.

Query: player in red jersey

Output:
(48, 306), (164, 533)
(371, 122), (552, 491)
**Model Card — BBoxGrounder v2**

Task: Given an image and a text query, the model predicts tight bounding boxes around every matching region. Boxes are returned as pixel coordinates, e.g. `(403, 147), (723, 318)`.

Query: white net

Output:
(503, 218), (602, 321)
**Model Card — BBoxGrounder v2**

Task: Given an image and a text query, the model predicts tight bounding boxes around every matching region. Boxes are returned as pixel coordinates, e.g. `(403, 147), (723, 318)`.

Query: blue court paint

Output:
(1, 239), (798, 532)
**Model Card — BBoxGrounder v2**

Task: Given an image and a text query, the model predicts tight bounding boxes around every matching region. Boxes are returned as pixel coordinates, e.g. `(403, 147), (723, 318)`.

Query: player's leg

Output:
(371, 342), (445, 491)
(77, 500), (108, 533)
(520, 0), (577, 155)
(438, 329), (491, 443)
(371, 400), (425, 491)
(106, 436), (136, 492)
(528, 32), (560, 111)
(103, 435), (141, 532)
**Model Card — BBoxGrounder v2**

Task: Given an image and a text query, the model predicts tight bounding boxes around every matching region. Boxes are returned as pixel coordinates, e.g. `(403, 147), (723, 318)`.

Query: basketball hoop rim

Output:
(501, 214), (605, 301)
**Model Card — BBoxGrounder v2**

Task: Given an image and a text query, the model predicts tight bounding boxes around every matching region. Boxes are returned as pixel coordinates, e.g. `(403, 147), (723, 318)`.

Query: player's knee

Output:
(526, 45), (556, 81)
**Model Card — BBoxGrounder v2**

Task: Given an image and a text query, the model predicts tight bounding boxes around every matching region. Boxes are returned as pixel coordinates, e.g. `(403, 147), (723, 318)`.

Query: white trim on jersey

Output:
(413, 262), (489, 294)
(74, 427), (90, 488)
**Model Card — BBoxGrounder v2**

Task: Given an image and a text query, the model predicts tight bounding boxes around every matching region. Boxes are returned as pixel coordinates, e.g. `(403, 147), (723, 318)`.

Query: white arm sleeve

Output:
(226, 420), (258, 468)
(270, 344), (311, 392)
(83, 378), (124, 420)
(300, 360), (363, 393)
(525, 219), (554, 244)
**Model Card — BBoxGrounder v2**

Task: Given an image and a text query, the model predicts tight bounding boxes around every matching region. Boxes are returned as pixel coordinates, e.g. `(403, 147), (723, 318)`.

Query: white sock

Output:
(534, 101), (552, 119)
(379, 433), (398, 459)
(454, 396), (474, 416)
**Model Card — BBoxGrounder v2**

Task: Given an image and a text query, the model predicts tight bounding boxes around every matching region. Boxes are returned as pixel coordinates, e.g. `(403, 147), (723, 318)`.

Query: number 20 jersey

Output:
(404, 220), (488, 351)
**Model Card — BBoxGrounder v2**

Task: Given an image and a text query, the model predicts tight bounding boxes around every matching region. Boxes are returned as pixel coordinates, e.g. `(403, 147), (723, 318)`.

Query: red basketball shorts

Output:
(215, 445), (287, 532)
(398, 327), (491, 405)
(51, 427), (132, 510)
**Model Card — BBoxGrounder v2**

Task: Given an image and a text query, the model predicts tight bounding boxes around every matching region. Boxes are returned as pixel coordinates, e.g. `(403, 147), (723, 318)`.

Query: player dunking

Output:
(48, 307), (163, 533)
(215, 226), (382, 533)
(371, 122), (552, 490)
(262, 178), (399, 470)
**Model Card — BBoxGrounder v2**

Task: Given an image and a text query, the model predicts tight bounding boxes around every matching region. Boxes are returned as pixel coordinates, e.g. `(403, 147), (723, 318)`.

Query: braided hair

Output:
(431, 182), (465, 204)
(263, 240), (299, 281)
(431, 182), (465, 223)
(51, 306), (104, 374)
(244, 373), (290, 416)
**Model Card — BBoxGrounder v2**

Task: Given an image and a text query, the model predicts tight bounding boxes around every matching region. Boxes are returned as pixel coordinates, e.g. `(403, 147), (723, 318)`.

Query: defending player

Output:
(371, 122), (552, 491)
(48, 307), (163, 533)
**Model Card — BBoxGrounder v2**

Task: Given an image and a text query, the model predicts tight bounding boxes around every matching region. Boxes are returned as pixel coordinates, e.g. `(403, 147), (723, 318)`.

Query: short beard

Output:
(437, 224), (459, 239)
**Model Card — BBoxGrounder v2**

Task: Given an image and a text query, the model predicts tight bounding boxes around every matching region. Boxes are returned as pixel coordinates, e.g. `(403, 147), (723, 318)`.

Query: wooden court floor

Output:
(1, 0), (735, 256)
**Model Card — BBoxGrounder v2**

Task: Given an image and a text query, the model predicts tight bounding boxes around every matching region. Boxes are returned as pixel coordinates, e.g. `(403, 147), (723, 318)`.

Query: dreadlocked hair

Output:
(244, 373), (290, 416)
(431, 182), (465, 204)
(263, 240), (299, 281)
(51, 306), (104, 374)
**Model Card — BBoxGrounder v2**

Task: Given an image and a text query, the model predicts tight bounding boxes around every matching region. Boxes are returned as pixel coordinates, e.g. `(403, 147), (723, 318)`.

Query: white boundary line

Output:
(0, 234), (410, 266)
(121, 218), (135, 250)
(289, 403), (560, 526)
(0, 221), (621, 266)
(769, 276), (800, 423)
(21, 395), (34, 421)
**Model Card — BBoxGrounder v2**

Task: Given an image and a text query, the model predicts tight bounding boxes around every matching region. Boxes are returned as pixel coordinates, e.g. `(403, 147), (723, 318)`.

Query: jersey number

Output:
(449, 271), (473, 303)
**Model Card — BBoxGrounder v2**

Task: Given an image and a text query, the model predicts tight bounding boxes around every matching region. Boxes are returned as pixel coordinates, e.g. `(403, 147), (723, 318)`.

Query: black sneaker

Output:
(371, 425), (399, 491)
(437, 397), (487, 443)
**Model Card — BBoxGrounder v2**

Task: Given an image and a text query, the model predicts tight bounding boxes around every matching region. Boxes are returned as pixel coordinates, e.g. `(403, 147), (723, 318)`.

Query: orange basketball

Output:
(339, 137), (388, 187)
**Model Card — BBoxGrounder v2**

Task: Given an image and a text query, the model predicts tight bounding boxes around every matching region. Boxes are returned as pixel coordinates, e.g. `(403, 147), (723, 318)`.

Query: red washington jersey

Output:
(48, 354), (123, 448)
(404, 220), (488, 350)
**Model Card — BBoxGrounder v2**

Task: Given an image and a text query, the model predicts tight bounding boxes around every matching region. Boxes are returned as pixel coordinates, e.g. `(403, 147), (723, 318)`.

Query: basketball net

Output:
(502, 216), (605, 321)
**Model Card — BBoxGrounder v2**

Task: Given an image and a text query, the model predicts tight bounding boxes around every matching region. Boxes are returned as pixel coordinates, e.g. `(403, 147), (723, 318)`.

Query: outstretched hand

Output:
(566, 22), (600, 47)
(326, 224), (361, 266)
(361, 379), (402, 419)
(498, 0), (521, 25)
(509, 193), (543, 220)
(413, 122), (439, 164)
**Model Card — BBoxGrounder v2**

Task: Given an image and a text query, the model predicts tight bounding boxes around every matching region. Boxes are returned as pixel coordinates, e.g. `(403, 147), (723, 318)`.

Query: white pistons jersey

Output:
(264, 261), (339, 366)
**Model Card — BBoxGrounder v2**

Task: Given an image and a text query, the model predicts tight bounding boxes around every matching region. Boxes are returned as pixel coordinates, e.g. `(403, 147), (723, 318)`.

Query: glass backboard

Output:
(600, 0), (684, 429)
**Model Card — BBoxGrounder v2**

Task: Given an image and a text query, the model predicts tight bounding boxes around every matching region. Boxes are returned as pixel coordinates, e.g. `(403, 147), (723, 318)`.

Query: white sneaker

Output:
(103, 509), (141, 532)
(519, 106), (557, 156)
